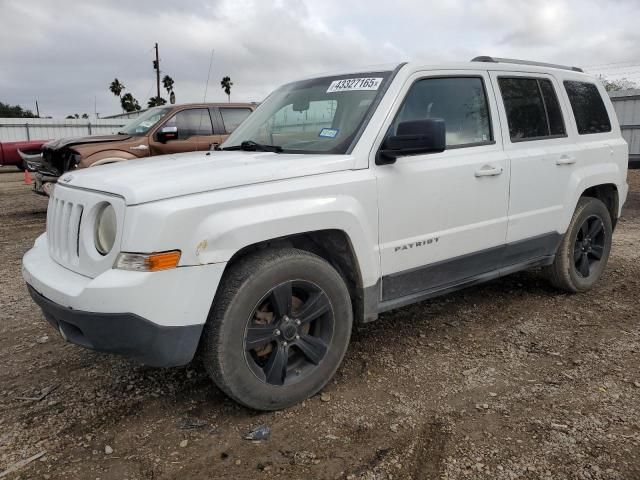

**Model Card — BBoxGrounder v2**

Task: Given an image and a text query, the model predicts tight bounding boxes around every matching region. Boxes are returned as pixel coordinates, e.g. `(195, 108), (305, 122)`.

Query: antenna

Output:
(203, 49), (215, 102)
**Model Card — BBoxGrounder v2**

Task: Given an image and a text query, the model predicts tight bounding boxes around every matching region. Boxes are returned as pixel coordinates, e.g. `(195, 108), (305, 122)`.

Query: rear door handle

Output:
(556, 154), (576, 165)
(475, 165), (503, 177)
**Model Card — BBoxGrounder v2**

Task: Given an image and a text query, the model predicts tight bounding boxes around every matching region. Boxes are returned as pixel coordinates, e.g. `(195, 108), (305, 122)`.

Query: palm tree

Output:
(109, 79), (125, 111)
(162, 75), (174, 95)
(220, 76), (233, 102)
(121, 93), (141, 112)
(162, 75), (175, 104)
(147, 96), (167, 107)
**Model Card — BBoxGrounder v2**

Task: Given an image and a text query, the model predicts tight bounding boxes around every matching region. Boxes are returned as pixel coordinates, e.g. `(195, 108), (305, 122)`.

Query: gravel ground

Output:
(0, 166), (639, 480)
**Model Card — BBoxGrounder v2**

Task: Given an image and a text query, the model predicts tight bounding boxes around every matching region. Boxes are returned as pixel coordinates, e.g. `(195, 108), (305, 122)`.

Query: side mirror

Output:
(157, 125), (178, 143)
(376, 118), (446, 165)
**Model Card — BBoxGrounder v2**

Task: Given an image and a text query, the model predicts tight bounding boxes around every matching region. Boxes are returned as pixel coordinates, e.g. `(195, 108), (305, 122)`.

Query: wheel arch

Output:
(580, 183), (619, 229)
(80, 150), (136, 168)
(222, 229), (367, 324)
(563, 163), (623, 233)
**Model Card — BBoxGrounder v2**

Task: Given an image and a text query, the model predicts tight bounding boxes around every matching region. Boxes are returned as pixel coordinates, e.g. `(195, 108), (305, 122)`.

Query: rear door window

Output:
(563, 81), (612, 134)
(164, 108), (214, 139)
(498, 77), (566, 141)
(219, 108), (253, 133)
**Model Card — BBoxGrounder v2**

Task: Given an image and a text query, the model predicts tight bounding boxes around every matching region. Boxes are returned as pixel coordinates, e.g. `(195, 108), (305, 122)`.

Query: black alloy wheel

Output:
(573, 214), (606, 278)
(244, 280), (333, 386)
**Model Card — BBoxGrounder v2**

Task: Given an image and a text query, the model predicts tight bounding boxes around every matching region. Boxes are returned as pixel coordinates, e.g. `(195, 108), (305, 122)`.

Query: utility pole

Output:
(153, 42), (160, 100)
(35, 100), (40, 117)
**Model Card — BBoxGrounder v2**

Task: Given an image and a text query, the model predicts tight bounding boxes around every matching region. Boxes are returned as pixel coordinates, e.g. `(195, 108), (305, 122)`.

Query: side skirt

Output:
(375, 254), (554, 315)
(361, 232), (561, 322)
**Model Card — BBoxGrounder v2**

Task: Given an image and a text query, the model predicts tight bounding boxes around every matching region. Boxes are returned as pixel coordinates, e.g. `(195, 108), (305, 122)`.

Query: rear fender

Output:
(561, 163), (624, 232)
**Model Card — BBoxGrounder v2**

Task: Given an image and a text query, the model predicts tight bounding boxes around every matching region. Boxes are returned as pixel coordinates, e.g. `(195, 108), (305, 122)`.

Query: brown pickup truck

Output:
(28, 103), (255, 195)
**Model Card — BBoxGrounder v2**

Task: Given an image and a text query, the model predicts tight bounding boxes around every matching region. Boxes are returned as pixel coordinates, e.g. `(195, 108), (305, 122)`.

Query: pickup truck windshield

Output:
(222, 71), (392, 154)
(119, 107), (172, 136)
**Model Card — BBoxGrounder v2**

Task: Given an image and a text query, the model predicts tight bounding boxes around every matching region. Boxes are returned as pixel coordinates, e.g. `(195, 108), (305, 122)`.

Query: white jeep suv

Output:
(23, 57), (628, 410)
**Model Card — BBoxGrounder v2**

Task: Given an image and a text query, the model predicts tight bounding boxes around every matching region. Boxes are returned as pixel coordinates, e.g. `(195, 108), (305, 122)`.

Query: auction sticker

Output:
(327, 77), (383, 93)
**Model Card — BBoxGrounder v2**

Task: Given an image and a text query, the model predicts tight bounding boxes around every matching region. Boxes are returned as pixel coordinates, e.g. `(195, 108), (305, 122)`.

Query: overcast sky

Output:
(1, 0), (640, 118)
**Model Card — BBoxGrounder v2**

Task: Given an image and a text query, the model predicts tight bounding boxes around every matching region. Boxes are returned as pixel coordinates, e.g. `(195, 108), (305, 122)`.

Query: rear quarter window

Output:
(563, 81), (611, 134)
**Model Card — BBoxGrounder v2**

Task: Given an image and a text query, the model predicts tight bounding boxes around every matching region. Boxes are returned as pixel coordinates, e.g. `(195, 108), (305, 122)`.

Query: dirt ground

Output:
(1, 166), (639, 480)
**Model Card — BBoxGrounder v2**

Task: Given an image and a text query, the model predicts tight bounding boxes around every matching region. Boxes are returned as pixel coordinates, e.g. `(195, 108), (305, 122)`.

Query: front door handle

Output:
(475, 165), (503, 177)
(129, 144), (149, 151)
(556, 154), (576, 165)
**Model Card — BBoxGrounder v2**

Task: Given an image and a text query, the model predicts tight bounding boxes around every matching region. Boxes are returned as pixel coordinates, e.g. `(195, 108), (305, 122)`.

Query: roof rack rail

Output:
(471, 56), (584, 73)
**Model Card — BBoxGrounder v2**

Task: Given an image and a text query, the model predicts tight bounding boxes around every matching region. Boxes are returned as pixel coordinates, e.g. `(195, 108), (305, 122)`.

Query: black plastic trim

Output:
(377, 254), (554, 314)
(27, 285), (203, 367)
(380, 232), (562, 303)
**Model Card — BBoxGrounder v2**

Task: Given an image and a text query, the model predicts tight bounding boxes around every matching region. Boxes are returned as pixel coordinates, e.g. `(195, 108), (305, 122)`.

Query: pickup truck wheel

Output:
(544, 197), (612, 293)
(16, 163), (25, 172)
(201, 248), (353, 410)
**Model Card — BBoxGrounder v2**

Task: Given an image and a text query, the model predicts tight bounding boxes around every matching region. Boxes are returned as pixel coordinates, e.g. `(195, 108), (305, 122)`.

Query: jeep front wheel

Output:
(201, 248), (353, 410)
(545, 197), (613, 292)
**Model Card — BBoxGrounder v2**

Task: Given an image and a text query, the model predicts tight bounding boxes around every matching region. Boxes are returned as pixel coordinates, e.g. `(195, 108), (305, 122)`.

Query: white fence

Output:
(0, 118), (130, 142)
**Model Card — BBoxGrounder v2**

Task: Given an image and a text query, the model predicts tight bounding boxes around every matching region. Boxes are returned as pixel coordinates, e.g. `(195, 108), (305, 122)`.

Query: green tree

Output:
(0, 101), (37, 118)
(121, 93), (141, 112)
(81, 113), (89, 119)
(597, 75), (638, 92)
(220, 76), (233, 102)
(147, 96), (167, 107)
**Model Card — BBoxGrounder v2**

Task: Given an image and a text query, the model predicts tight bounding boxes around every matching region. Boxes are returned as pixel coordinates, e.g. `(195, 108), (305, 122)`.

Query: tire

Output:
(201, 248), (353, 410)
(16, 162), (25, 172)
(544, 197), (612, 293)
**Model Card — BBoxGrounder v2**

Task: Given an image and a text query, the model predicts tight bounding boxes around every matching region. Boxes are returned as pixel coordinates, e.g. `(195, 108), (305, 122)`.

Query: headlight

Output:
(94, 203), (117, 255)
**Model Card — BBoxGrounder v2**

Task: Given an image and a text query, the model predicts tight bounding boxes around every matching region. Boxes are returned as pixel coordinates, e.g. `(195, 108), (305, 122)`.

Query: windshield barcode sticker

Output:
(326, 77), (383, 93)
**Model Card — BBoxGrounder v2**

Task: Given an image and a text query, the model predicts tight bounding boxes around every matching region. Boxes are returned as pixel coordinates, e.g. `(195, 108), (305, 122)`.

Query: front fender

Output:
(121, 174), (381, 288)
(192, 195), (378, 285)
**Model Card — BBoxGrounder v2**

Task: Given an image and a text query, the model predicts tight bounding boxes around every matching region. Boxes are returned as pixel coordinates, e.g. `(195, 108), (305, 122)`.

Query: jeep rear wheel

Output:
(544, 197), (612, 292)
(201, 248), (352, 410)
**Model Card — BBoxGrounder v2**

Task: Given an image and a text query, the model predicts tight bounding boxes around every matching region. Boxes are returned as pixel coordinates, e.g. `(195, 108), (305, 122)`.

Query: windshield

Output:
(119, 107), (172, 136)
(222, 71), (392, 154)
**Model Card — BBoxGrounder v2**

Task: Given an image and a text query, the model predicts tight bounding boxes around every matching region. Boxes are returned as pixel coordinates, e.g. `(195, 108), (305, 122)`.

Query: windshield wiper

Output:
(222, 140), (283, 153)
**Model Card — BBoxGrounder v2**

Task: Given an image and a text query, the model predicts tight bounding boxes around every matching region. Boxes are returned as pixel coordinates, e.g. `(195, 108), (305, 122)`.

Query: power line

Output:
(583, 59), (640, 69)
(203, 49), (215, 102)
(586, 68), (640, 77)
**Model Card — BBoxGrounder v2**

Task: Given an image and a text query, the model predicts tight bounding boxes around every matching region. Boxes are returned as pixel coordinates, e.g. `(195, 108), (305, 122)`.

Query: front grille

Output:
(47, 195), (84, 267)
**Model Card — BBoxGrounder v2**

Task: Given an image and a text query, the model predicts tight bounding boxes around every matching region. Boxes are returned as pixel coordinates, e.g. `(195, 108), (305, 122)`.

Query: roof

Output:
(294, 58), (592, 84)
(102, 102), (257, 119)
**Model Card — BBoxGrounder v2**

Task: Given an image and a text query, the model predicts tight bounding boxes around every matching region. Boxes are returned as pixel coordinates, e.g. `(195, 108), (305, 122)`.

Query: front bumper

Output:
(23, 234), (227, 367)
(33, 172), (58, 196)
(27, 285), (202, 367)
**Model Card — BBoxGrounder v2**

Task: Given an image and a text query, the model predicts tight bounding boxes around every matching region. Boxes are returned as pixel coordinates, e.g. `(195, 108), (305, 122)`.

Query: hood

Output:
(60, 150), (357, 205)
(43, 134), (133, 151)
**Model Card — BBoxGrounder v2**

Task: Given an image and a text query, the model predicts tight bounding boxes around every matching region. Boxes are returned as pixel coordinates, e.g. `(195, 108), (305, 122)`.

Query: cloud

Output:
(0, 0), (638, 117)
